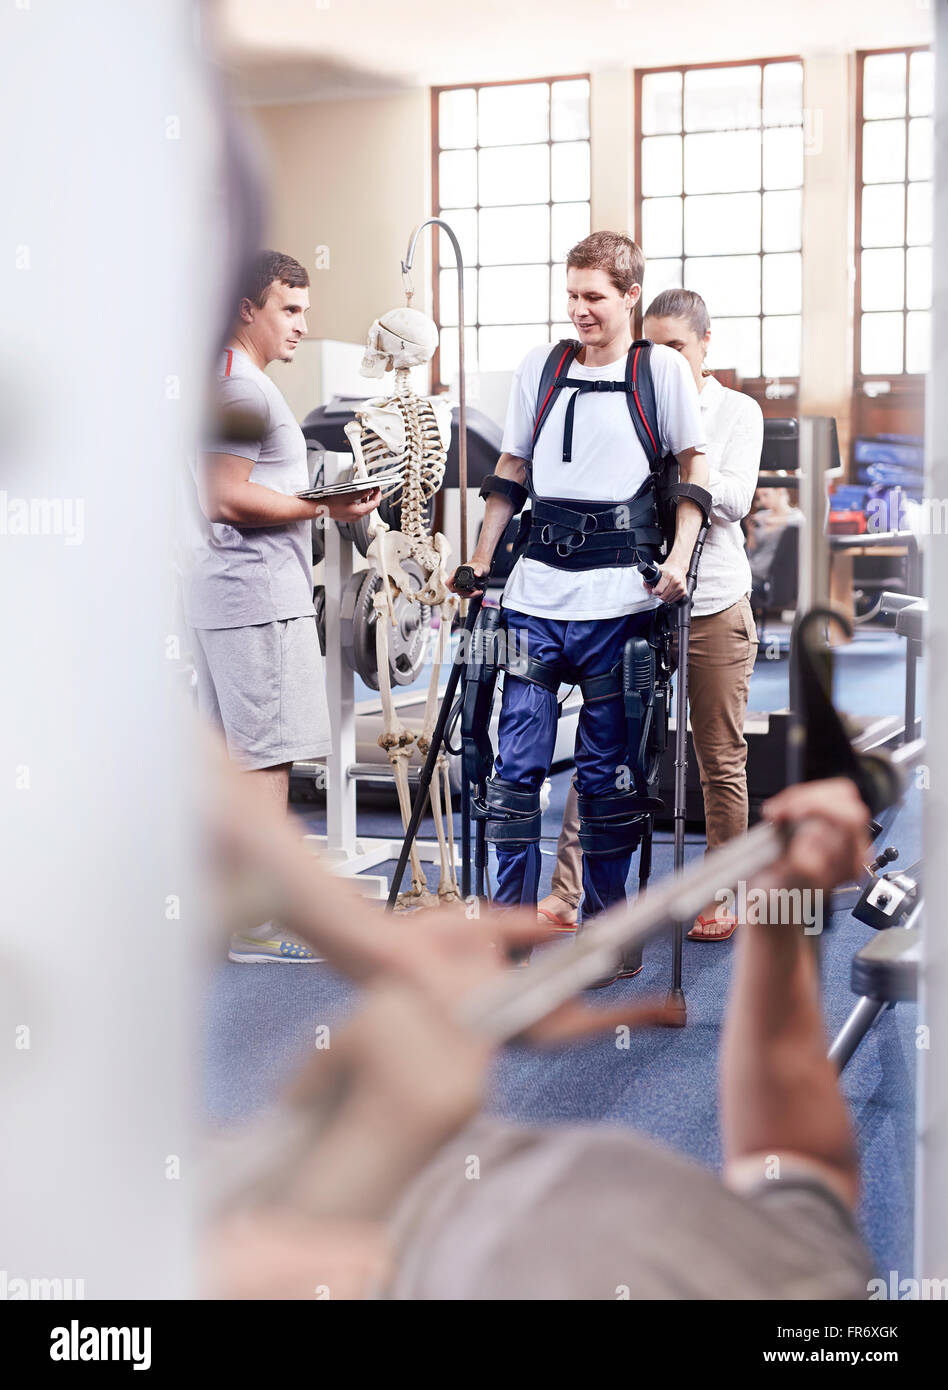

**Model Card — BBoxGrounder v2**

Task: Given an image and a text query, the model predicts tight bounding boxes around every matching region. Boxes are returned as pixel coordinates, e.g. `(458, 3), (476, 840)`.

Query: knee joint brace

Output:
(577, 789), (650, 858)
(475, 778), (542, 848)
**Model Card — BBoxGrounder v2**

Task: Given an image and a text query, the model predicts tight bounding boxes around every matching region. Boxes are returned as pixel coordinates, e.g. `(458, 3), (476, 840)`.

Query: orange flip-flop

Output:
(687, 913), (738, 942)
(537, 907), (578, 933)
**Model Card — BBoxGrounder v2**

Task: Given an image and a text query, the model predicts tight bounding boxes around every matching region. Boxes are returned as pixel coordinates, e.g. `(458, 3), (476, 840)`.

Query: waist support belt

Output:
(525, 489), (663, 572)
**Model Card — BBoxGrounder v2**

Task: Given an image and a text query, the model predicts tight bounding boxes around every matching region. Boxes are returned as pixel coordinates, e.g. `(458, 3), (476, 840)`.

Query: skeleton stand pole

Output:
(402, 217), (472, 896)
(386, 593), (484, 911)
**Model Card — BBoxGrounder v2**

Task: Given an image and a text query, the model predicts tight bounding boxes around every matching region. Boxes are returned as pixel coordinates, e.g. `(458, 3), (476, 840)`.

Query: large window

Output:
(635, 59), (804, 384)
(432, 77), (591, 390)
(856, 48), (933, 378)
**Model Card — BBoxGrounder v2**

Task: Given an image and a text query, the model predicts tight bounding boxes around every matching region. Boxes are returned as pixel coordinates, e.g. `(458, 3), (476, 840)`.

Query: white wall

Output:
(250, 89), (431, 418)
(1, 0), (207, 1297)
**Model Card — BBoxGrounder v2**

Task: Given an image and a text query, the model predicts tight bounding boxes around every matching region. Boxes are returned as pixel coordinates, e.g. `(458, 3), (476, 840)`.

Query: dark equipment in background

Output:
(757, 414), (842, 479)
(303, 398), (502, 510)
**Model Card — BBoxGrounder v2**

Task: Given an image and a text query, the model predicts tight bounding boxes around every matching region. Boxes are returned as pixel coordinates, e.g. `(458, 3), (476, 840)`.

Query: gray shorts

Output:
(190, 616), (331, 771)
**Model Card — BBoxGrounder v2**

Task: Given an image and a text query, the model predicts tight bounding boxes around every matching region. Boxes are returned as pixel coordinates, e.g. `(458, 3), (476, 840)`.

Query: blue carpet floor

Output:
(205, 628), (921, 1281)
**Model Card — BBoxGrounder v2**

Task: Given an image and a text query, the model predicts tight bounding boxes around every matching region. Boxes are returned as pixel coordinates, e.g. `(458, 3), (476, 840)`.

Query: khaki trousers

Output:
(550, 595), (759, 908)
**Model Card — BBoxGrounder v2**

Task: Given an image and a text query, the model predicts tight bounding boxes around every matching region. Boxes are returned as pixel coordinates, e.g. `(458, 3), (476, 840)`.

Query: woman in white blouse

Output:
(539, 288), (763, 943)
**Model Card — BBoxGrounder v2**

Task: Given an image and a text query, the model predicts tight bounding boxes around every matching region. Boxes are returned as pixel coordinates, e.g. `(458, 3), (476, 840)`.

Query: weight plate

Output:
(332, 460), (434, 557)
(313, 585), (326, 655)
(388, 558), (431, 687)
(340, 569), (379, 685)
(308, 444), (326, 564)
(339, 561), (431, 690)
(332, 464), (376, 557)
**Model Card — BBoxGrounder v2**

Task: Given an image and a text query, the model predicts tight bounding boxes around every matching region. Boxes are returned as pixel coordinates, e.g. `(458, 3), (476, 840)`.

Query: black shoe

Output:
(617, 949), (643, 979)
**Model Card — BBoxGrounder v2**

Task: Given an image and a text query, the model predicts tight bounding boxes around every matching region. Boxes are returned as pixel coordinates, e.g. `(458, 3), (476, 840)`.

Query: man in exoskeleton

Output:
(449, 233), (710, 976)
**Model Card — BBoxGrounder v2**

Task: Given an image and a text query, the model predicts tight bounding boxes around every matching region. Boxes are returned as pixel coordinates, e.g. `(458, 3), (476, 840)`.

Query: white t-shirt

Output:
(500, 342), (706, 621)
(690, 373), (763, 619)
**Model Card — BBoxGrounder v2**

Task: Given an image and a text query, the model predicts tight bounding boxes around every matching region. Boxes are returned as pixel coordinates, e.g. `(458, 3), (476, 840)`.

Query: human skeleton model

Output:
(343, 308), (459, 908)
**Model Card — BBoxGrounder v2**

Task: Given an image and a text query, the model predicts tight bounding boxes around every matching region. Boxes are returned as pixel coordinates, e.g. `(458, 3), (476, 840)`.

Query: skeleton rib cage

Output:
(358, 392), (447, 576)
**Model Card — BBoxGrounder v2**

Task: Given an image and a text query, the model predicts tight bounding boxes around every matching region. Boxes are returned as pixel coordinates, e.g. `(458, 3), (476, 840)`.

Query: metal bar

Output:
(461, 769), (472, 899)
(669, 520), (710, 995)
(401, 217), (468, 565)
(797, 416), (835, 615)
(828, 996), (890, 1074)
(345, 764), (426, 783)
(402, 218), (471, 894)
(904, 643), (918, 747)
(458, 819), (784, 1042)
(475, 781), (488, 901)
(455, 736), (926, 1043)
(670, 599), (689, 994)
(323, 454), (358, 856)
(829, 529), (918, 549)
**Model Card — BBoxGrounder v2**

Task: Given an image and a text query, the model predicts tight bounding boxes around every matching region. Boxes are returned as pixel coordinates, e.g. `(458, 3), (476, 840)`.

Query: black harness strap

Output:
(525, 338), (683, 572)
(503, 653), (563, 693)
(559, 379), (630, 461)
(532, 341), (580, 449)
(625, 340), (663, 470)
(579, 668), (621, 702)
(532, 339), (665, 470)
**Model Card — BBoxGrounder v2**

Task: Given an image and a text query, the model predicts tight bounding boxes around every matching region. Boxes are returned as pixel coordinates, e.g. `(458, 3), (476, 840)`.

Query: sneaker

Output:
(228, 932), (324, 963)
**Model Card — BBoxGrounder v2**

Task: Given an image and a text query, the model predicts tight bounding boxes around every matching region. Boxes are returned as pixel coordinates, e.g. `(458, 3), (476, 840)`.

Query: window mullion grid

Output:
(758, 63), (765, 377)
(902, 72), (910, 372)
(548, 81), (553, 342)
(679, 72), (685, 301)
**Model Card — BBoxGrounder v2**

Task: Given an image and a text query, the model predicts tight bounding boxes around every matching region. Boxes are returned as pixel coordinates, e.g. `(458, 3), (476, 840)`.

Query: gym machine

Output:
(828, 591), (926, 1071)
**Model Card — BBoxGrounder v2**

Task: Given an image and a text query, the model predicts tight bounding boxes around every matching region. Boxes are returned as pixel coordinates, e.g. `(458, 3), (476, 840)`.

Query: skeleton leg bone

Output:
(416, 605), (461, 905)
(427, 751), (461, 905)
(372, 591), (433, 910)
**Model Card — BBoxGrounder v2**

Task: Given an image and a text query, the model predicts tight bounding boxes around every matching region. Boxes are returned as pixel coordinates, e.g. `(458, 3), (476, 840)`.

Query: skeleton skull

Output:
(361, 307), (439, 378)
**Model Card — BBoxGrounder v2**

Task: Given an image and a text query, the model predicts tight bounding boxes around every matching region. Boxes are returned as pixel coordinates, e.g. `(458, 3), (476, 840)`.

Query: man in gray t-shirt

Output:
(183, 250), (379, 963)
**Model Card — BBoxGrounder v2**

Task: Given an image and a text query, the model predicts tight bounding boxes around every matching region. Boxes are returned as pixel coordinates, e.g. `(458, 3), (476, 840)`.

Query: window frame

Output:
(633, 54), (804, 400)
(854, 44), (933, 385)
(430, 73), (591, 393)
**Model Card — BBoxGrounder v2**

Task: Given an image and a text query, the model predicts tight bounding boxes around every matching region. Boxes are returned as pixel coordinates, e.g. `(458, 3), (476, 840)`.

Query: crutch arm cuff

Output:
(480, 473), (529, 514)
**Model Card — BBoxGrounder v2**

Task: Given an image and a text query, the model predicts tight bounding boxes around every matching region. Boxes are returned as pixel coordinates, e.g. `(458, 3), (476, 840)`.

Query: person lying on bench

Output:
(202, 748), (873, 1300)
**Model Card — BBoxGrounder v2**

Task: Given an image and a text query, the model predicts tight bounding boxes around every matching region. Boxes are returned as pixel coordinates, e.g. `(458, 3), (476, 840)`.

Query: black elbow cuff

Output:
(667, 482), (713, 526)
(480, 473), (529, 514)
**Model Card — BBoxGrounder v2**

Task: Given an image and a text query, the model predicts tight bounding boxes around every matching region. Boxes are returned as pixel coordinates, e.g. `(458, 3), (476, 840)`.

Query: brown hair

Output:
(643, 287), (711, 339)
(566, 231), (645, 296)
(244, 250), (310, 308)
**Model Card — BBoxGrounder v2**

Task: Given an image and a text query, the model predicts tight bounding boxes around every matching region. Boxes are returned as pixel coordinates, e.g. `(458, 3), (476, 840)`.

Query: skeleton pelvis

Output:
(367, 530), (416, 595)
